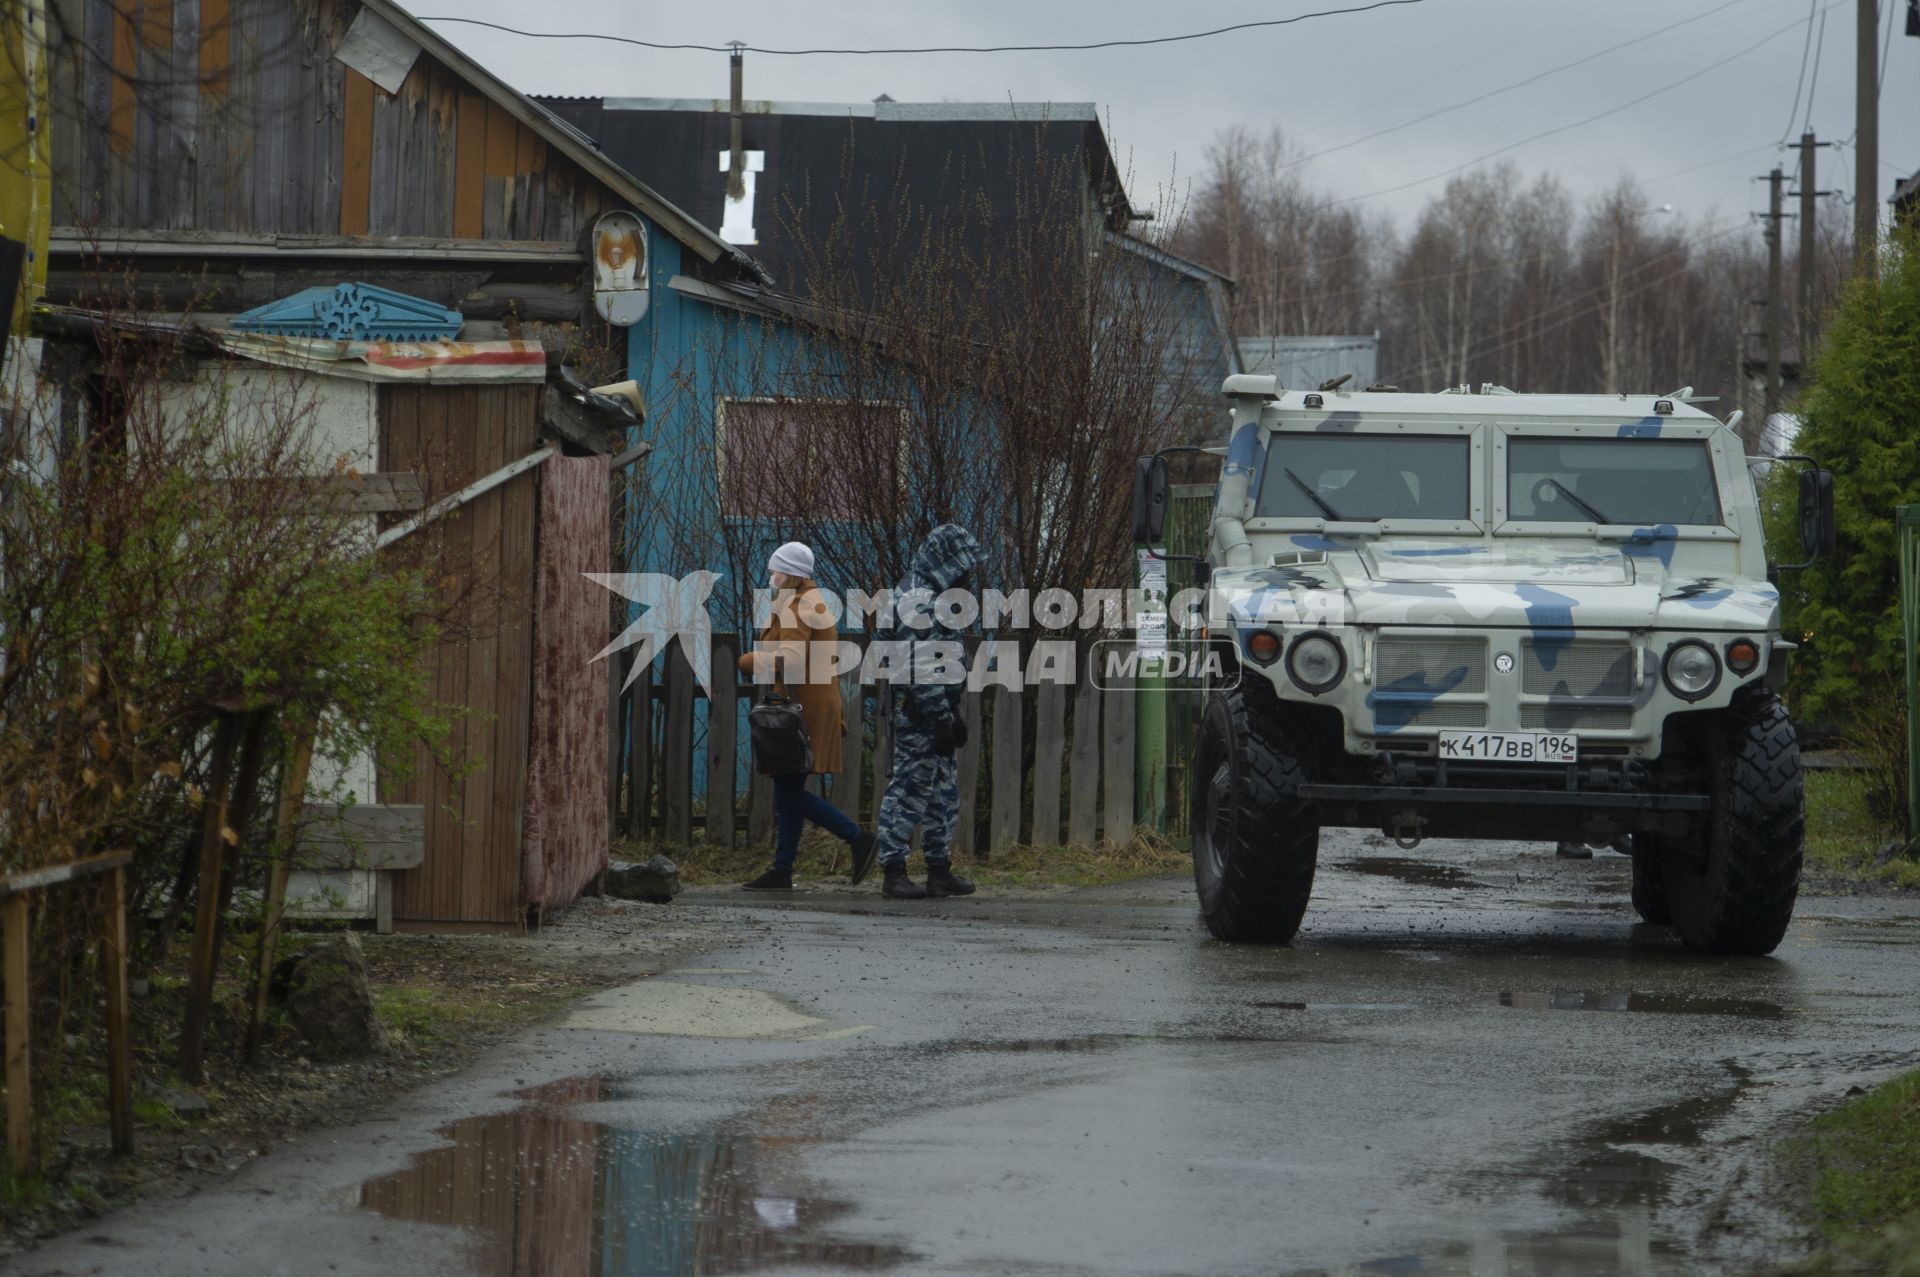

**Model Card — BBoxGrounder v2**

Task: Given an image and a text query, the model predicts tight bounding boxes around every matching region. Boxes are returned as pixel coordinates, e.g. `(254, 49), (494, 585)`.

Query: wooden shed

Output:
(39, 0), (768, 929)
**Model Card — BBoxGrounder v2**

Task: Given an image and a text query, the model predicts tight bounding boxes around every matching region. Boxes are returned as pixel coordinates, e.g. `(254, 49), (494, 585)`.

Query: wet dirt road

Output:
(19, 833), (1920, 1277)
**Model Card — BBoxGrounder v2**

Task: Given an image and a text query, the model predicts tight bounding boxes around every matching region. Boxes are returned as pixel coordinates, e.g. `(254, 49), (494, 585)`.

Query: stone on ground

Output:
(283, 932), (390, 1060)
(605, 853), (680, 902)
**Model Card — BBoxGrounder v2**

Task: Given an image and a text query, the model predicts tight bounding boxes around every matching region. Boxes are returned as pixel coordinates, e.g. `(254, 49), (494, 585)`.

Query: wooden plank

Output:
(870, 693), (894, 831)
(953, 687), (982, 858)
(513, 122), (543, 239)
(1031, 679), (1066, 849)
(177, 708), (243, 1083)
(608, 650), (625, 835)
(626, 656), (651, 837)
(662, 644), (694, 848)
(140, 0), (170, 48)
(198, 0), (230, 96)
(423, 75), (457, 239)
(339, 69), (374, 236)
(0, 850), (133, 898)
(4, 893), (30, 1176)
(102, 865), (134, 1156)
(107, 0), (134, 158)
(246, 723), (314, 1064)
(300, 803), (428, 869)
(1067, 663), (1102, 850)
(482, 99), (516, 239)
(48, 0), (83, 224)
(167, 0), (198, 230)
(990, 686), (1023, 852)
(489, 386), (540, 924)
(1102, 677), (1137, 846)
(832, 676), (862, 819)
(456, 385), (500, 919)
(453, 88), (487, 239)
(745, 751), (773, 848)
(706, 635), (738, 849)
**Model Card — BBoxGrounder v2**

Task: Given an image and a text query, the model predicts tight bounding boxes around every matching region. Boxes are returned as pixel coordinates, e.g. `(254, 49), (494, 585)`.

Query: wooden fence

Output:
(607, 636), (1162, 856)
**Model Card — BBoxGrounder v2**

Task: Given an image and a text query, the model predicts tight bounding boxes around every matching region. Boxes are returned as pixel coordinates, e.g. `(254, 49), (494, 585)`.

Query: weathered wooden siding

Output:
(48, 0), (610, 242)
(379, 384), (539, 926)
(522, 454), (610, 915)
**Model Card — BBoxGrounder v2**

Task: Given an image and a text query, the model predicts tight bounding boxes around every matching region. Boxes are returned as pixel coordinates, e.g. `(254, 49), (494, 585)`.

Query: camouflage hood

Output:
(1214, 540), (1781, 634)
(903, 523), (986, 595)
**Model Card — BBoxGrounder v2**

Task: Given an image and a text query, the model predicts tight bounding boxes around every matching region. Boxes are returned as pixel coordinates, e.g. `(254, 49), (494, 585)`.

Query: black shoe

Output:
(881, 864), (926, 899)
(849, 831), (879, 886)
(742, 867), (793, 890)
(924, 863), (976, 897)
(1555, 841), (1593, 860)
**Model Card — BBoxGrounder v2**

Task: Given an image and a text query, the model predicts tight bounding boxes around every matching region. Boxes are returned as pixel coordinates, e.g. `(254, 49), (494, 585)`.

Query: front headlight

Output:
(1287, 632), (1346, 695)
(1663, 640), (1721, 701)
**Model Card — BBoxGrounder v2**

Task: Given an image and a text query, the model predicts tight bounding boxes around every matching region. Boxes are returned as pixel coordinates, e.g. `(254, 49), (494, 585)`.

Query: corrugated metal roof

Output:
(603, 98), (1100, 122)
(1238, 335), (1380, 390)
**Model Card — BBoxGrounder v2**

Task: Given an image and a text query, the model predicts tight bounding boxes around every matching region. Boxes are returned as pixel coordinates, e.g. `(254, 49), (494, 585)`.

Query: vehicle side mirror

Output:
(1131, 454), (1169, 544)
(1798, 467), (1836, 559)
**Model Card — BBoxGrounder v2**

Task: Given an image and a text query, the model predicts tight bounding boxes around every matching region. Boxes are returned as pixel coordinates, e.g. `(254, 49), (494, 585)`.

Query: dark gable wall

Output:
(539, 100), (1115, 298)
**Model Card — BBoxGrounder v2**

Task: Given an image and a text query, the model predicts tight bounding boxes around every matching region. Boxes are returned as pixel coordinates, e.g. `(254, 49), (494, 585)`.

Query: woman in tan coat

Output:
(737, 541), (878, 890)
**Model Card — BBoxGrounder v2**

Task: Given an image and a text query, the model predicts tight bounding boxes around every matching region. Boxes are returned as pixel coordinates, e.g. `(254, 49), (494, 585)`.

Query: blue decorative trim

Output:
(229, 282), (464, 341)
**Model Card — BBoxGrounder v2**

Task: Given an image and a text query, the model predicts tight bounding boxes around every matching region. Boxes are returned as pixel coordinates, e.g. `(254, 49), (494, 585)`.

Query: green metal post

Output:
(1136, 546), (1169, 833)
(1901, 506), (1920, 850)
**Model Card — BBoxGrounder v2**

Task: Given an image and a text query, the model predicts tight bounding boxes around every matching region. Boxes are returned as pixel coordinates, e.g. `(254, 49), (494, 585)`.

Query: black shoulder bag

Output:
(748, 650), (814, 776)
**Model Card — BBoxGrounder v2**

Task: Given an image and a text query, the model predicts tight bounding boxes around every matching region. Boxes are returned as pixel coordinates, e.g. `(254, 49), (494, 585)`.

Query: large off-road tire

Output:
(1191, 683), (1318, 942)
(1629, 842), (1672, 925)
(1660, 688), (1804, 955)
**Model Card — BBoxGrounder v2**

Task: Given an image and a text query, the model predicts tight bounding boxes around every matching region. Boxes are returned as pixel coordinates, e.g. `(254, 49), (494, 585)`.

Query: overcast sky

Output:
(415, 0), (1918, 238)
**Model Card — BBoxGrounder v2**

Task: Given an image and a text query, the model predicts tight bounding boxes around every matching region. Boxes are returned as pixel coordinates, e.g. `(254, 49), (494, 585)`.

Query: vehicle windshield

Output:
(1506, 437), (1721, 526)
(1253, 434), (1470, 521)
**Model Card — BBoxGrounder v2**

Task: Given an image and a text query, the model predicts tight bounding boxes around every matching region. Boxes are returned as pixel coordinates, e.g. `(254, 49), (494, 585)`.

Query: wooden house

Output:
(34, 0), (770, 929)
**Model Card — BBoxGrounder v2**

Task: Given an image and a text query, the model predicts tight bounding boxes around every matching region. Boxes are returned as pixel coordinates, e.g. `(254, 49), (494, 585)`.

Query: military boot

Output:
(881, 864), (927, 899)
(924, 862), (976, 897)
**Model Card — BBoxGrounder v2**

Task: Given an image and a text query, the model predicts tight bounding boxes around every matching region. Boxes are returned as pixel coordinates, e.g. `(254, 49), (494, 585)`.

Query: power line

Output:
(1801, 8), (1829, 135)
(1331, 3), (1846, 208)
(1779, 0), (1820, 144)
(414, 1), (1426, 56)
(1386, 217), (1756, 387)
(1297, 0), (1758, 170)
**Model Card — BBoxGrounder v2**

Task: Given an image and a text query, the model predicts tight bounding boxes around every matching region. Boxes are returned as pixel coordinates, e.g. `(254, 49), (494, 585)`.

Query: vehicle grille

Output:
(1375, 701), (1488, 731)
(1521, 704), (1632, 731)
(1521, 638), (1633, 699)
(1376, 636), (1488, 695)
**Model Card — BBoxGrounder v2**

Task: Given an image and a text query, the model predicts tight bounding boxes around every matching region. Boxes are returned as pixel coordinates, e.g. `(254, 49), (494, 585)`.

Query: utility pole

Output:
(1797, 132), (1832, 358)
(1856, 0), (1879, 264)
(1765, 167), (1785, 423)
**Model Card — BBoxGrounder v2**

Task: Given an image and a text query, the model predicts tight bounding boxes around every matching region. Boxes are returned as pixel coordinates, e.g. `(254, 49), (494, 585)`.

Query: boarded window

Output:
(719, 399), (902, 519)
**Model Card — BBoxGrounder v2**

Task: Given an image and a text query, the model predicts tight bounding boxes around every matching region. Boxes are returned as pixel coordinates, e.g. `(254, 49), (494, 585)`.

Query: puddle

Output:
(1250, 1000), (1419, 1012)
(1346, 857), (1489, 890)
(561, 980), (870, 1039)
(358, 1076), (907, 1273)
(1282, 1208), (1686, 1274)
(1499, 990), (1787, 1019)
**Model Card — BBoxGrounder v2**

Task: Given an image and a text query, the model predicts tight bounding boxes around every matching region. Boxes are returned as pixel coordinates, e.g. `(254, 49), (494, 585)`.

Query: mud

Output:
(15, 829), (1920, 1277)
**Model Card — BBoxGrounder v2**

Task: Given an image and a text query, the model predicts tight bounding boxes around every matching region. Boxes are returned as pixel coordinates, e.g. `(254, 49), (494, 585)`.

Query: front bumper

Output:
(1244, 624), (1770, 762)
(1301, 779), (1709, 841)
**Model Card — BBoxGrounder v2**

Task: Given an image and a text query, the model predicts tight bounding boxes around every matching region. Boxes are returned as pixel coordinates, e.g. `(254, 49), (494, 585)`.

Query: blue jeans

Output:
(773, 773), (864, 871)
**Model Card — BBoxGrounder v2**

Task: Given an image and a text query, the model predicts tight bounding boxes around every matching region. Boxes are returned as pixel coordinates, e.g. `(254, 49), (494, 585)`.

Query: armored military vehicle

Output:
(1132, 376), (1834, 956)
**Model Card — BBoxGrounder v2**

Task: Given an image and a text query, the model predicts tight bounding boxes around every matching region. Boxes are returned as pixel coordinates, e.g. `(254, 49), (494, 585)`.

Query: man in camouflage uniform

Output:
(873, 523), (986, 899)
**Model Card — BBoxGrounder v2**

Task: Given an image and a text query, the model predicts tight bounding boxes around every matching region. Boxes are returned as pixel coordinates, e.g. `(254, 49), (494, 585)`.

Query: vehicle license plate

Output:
(1437, 730), (1579, 764)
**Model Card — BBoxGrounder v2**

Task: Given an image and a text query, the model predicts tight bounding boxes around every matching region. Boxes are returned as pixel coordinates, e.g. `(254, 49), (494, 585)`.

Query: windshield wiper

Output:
(1547, 478), (1612, 525)
(1285, 467), (1346, 522)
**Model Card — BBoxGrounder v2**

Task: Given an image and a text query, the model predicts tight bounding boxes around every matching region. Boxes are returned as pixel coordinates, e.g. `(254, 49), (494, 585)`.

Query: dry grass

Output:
(619, 828), (1191, 890)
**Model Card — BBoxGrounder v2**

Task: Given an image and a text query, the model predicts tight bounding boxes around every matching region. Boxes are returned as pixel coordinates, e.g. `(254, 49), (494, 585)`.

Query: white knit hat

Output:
(768, 541), (816, 579)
